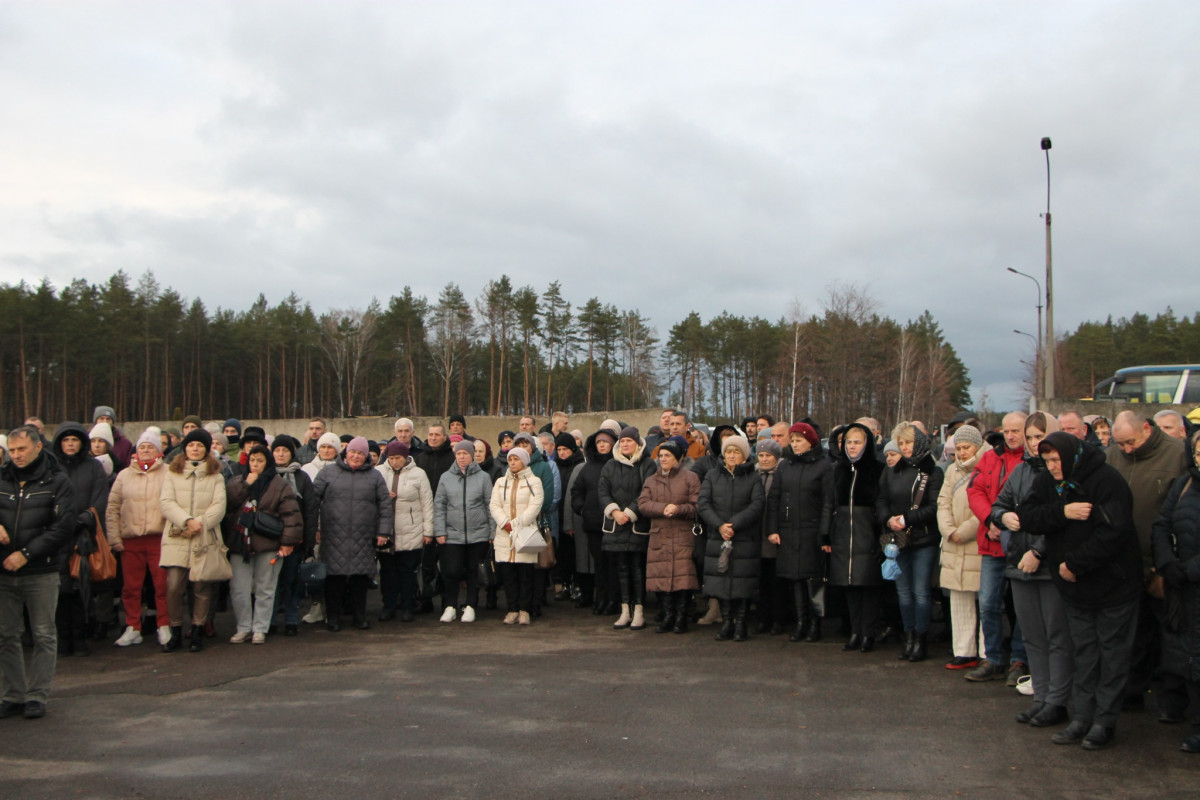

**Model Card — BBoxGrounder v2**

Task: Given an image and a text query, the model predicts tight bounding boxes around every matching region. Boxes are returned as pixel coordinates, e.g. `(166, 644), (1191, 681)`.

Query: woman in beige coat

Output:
(159, 429), (227, 654)
(937, 425), (984, 670)
(489, 448), (544, 625)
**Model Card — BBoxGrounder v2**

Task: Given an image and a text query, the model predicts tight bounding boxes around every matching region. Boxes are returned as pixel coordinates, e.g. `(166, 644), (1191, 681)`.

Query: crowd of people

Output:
(1, 404), (1198, 756)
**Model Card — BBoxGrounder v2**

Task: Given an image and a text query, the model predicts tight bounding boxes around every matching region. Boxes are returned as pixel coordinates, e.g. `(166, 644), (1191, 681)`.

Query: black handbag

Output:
(299, 560), (327, 598)
(238, 509), (285, 540)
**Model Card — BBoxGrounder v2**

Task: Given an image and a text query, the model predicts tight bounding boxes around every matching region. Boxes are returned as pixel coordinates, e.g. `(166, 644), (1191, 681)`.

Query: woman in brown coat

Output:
(637, 437), (700, 634)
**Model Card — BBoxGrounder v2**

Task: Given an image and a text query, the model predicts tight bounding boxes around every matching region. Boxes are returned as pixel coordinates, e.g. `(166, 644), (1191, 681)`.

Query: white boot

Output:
(630, 604), (645, 630)
(613, 603), (631, 629)
(156, 625), (172, 646)
(697, 597), (722, 625)
(302, 601), (325, 624)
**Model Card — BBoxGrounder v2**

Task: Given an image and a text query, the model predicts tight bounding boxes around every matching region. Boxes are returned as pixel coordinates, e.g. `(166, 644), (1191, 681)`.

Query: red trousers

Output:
(119, 535), (169, 630)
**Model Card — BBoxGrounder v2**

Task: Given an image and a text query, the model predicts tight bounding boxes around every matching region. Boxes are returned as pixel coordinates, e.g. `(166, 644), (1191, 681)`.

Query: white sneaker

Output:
(114, 626), (143, 647)
(156, 626), (172, 646)
(230, 631), (251, 644)
(302, 601), (325, 624)
(440, 606), (458, 623)
(460, 606), (475, 623)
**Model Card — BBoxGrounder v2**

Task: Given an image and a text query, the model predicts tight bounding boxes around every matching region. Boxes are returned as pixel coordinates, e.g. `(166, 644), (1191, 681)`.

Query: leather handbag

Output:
(537, 520), (557, 570)
(237, 509), (285, 540)
(511, 524), (547, 555)
(189, 527), (233, 582)
(69, 507), (118, 582)
(299, 559), (327, 597)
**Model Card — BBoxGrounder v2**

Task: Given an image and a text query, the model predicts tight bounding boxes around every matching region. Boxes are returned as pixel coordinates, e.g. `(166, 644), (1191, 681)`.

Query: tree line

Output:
(1057, 308), (1200, 398)
(0, 272), (971, 431)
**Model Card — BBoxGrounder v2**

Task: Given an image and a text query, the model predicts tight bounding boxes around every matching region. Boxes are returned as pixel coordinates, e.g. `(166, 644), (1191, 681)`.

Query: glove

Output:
(1161, 560), (1187, 588)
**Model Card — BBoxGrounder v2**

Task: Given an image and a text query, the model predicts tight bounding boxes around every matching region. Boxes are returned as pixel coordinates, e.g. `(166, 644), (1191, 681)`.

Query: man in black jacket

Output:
(0, 426), (76, 720)
(414, 425), (455, 613)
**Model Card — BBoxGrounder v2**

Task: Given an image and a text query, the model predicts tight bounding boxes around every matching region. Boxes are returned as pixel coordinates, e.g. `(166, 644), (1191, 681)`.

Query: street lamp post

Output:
(1013, 329), (1039, 410)
(1041, 137), (1055, 400)
(1007, 267), (1043, 401)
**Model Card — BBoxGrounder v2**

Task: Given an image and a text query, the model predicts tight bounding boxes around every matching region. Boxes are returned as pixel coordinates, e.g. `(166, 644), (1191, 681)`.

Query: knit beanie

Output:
(223, 418), (242, 435)
(93, 405), (116, 422)
(497, 430), (516, 447)
(273, 434), (298, 458)
(136, 429), (163, 453)
(618, 426), (640, 442)
(507, 447), (531, 467)
(554, 433), (578, 453)
(658, 436), (687, 461)
(367, 440), (381, 457)
(386, 441), (410, 459)
(181, 428), (213, 453)
(599, 419), (622, 438)
(594, 430), (617, 446)
(952, 424), (984, 450)
(453, 440), (475, 455)
(346, 436), (369, 455)
(89, 422), (114, 448)
(317, 432), (341, 450)
(513, 432), (537, 449)
(756, 439), (783, 458)
(722, 435), (752, 460)
(883, 439), (901, 455)
(212, 432), (229, 450)
(182, 415), (203, 430)
(449, 414), (467, 428)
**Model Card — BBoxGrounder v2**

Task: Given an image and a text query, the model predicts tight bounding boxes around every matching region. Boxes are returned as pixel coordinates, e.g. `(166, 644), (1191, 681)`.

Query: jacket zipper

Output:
(847, 467), (857, 583)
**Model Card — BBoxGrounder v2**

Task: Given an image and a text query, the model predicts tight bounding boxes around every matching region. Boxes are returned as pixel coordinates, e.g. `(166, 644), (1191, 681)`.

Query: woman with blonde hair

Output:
(937, 425), (984, 670)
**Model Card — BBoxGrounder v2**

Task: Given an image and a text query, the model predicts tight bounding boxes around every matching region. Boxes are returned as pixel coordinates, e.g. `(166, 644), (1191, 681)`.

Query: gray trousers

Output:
(230, 553), (283, 635)
(1012, 579), (1073, 707)
(1065, 599), (1138, 727)
(0, 572), (60, 704)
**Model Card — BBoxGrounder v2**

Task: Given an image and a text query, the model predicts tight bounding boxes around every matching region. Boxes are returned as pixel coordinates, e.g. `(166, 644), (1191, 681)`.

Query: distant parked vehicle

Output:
(1092, 365), (1200, 404)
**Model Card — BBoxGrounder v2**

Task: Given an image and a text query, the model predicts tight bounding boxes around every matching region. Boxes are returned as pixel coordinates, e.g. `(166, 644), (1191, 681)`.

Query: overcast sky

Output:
(2, 1), (1195, 412)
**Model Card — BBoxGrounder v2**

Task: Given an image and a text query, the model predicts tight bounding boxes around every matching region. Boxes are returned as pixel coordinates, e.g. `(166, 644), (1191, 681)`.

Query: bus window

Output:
(1185, 372), (1200, 404)
(1144, 374), (1179, 403)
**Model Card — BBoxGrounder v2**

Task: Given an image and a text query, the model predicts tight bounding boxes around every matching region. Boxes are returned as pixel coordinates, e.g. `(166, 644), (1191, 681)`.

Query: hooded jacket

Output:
(571, 431), (614, 533)
(51, 421), (110, 545)
(1151, 464), (1200, 681)
(822, 422), (884, 587)
(598, 435), (655, 552)
(690, 424), (737, 479)
(1021, 433), (1142, 609)
(159, 456), (227, 569)
(490, 465), (544, 564)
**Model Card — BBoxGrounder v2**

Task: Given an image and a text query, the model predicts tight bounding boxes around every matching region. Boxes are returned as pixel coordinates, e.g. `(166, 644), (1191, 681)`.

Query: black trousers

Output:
(1065, 600), (1139, 728)
(845, 586), (880, 638)
(378, 549), (422, 613)
(325, 574), (369, 623)
(497, 562), (534, 612)
(586, 528), (616, 606)
(613, 551), (645, 606)
(439, 542), (490, 611)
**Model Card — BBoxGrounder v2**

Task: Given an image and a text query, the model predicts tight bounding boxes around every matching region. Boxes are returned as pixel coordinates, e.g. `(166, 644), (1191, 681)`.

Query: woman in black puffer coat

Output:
(598, 426), (655, 630)
(823, 422), (884, 652)
(1023, 432), (1141, 751)
(768, 422), (832, 643)
(1152, 431), (1200, 755)
(570, 427), (618, 613)
(876, 422), (944, 662)
(699, 434), (765, 642)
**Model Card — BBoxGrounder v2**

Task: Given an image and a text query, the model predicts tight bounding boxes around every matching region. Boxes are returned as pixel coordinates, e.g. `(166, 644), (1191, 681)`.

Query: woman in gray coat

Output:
(434, 440), (494, 622)
(312, 437), (392, 632)
(700, 434), (766, 642)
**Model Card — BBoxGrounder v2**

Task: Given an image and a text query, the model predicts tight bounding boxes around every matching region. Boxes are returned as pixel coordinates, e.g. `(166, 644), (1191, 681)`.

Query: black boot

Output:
(805, 616), (822, 643)
(162, 625), (183, 653)
(908, 633), (928, 662)
(733, 600), (749, 642)
(843, 633), (863, 651)
(486, 585), (499, 610)
(187, 624), (204, 653)
(655, 591), (667, 625)
(898, 630), (916, 660)
(789, 583), (811, 642)
(672, 592), (689, 634)
(716, 601), (735, 641)
(655, 593), (675, 633)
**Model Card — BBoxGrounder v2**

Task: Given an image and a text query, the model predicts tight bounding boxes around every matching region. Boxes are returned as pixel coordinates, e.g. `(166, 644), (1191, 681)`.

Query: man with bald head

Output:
(965, 411), (1029, 684)
(1152, 410), (1187, 441)
(1106, 409), (1191, 715)
(1058, 410), (1101, 446)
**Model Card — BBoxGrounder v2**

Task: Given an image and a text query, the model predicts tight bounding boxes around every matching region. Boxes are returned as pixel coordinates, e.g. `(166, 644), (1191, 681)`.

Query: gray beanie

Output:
(883, 439), (900, 455)
(952, 424), (984, 450)
(93, 405), (116, 422)
(755, 439), (783, 458)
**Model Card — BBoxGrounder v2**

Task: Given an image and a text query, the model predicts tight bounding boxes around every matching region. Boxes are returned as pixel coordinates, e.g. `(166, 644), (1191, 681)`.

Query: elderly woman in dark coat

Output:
(599, 426), (655, 630)
(823, 422), (885, 652)
(876, 422), (944, 663)
(1152, 431), (1200, 754)
(571, 426), (619, 614)
(768, 422), (833, 643)
(699, 434), (766, 642)
(638, 436), (701, 634)
(1023, 432), (1142, 750)
(312, 436), (392, 632)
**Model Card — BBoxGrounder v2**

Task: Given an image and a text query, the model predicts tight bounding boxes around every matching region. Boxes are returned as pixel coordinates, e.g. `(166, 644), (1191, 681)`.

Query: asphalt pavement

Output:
(2, 598), (1198, 799)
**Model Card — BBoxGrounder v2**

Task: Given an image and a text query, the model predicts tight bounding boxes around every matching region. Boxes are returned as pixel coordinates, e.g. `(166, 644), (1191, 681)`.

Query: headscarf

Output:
(904, 427), (932, 467)
(1037, 431), (1084, 497)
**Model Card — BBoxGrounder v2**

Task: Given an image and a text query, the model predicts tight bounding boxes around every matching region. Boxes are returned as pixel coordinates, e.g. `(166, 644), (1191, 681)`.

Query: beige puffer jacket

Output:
(106, 459), (168, 545)
(937, 454), (982, 593)
(158, 457), (227, 569)
(376, 458), (434, 551)
(490, 467), (545, 565)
